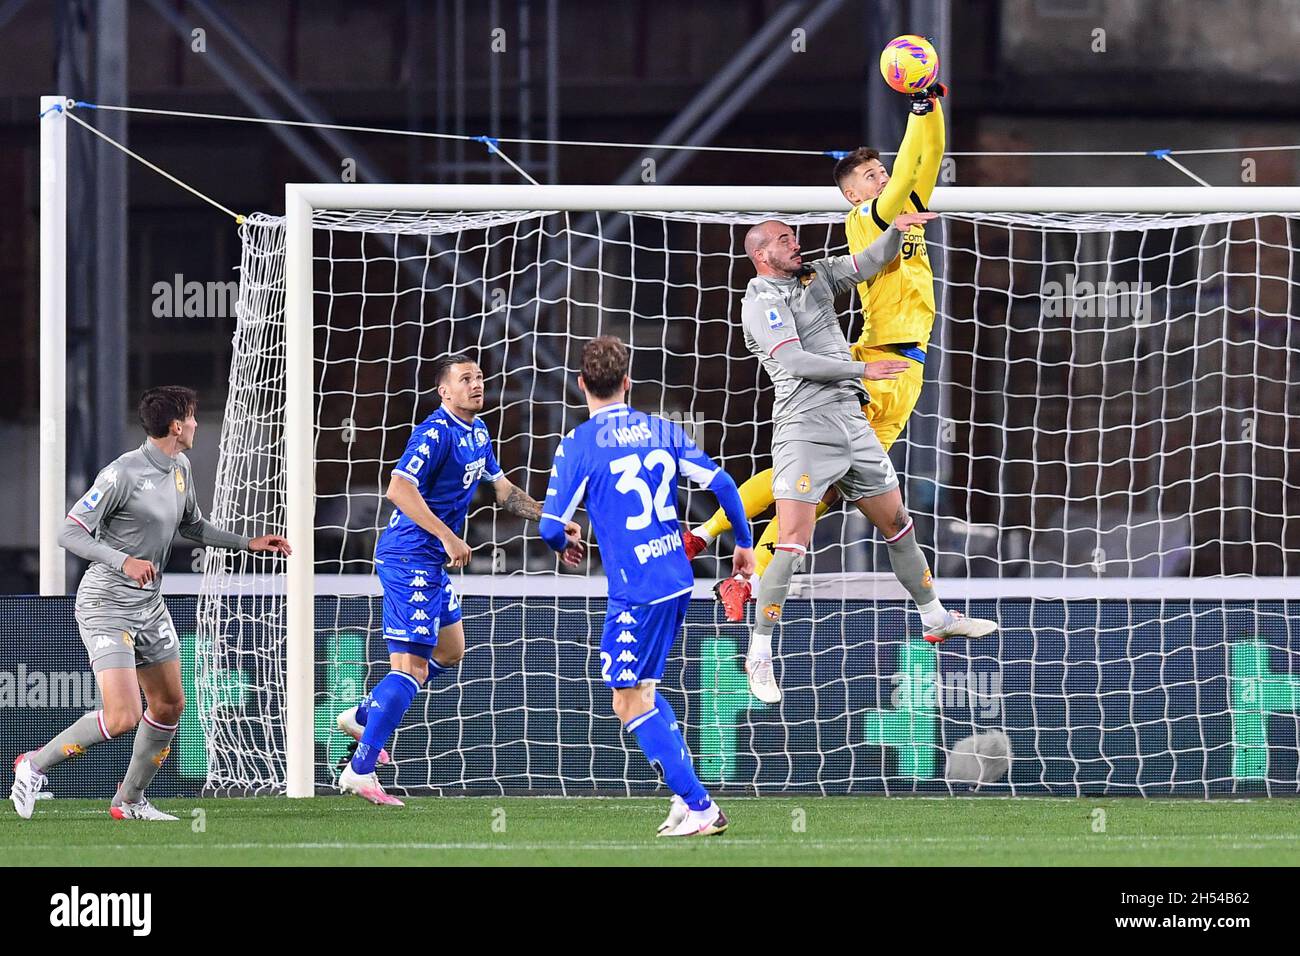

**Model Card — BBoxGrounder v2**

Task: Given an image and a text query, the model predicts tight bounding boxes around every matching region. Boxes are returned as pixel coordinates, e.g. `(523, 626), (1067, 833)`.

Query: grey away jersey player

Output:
(741, 227), (905, 424)
(59, 440), (250, 671)
(742, 227), (906, 505)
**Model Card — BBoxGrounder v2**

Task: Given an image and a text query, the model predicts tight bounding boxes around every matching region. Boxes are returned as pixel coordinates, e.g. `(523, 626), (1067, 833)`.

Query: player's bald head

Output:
(744, 220), (788, 262)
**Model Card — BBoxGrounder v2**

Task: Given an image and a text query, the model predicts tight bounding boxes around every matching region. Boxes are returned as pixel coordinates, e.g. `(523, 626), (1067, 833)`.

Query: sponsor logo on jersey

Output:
(634, 530), (683, 565)
(616, 611), (637, 625)
(763, 603), (782, 623)
(152, 745), (171, 767)
(101, 466), (119, 486)
(796, 474), (812, 494)
(174, 470), (185, 493)
(418, 443), (431, 456)
(139, 478), (155, 491)
(616, 630), (637, 644)
(766, 308), (784, 330)
(80, 488), (104, 511)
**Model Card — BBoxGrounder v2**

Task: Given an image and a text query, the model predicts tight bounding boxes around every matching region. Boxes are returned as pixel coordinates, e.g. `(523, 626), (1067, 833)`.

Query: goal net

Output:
(197, 185), (1300, 797)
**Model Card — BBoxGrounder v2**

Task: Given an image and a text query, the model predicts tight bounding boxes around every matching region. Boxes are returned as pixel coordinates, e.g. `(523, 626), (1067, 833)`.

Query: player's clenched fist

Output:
(122, 557), (157, 586)
(560, 521), (586, 567)
(441, 533), (473, 568)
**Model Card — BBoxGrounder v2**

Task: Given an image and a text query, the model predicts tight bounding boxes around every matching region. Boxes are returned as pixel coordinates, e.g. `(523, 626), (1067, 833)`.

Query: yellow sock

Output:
(754, 498), (834, 576)
(698, 468), (776, 540)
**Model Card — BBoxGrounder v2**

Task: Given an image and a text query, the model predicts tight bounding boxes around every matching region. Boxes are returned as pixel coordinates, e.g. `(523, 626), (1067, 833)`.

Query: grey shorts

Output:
(771, 399), (900, 504)
(75, 598), (181, 673)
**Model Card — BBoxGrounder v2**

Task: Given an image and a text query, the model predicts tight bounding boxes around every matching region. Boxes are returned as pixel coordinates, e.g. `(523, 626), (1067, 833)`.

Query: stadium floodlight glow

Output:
(125, 182), (1299, 798)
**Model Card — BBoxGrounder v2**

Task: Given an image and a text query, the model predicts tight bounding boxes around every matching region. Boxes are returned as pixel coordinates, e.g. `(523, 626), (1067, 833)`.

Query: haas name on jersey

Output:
(635, 529), (682, 565)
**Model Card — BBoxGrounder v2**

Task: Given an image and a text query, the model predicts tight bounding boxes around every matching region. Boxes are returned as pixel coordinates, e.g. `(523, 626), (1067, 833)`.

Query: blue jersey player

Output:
(539, 337), (755, 837)
(337, 353), (584, 805)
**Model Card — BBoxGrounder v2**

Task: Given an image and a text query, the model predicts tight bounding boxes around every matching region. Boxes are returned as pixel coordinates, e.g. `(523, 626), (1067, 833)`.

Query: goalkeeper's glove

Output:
(909, 82), (948, 115)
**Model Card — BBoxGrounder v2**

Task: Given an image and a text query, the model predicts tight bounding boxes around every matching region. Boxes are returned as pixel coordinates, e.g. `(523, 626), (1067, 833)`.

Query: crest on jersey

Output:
(121, 631), (135, 650)
(174, 469), (185, 493)
(796, 264), (817, 287)
(766, 308), (784, 330)
(475, 428), (489, 447)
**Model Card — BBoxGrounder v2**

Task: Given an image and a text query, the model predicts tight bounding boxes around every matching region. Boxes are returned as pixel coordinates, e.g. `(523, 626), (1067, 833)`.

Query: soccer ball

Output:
(879, 34), (940, 94)
(945, 731), (1012, 788)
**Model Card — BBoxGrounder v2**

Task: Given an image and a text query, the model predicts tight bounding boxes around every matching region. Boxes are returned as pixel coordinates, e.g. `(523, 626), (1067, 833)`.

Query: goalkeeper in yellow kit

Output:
(686, 85), (950, 621)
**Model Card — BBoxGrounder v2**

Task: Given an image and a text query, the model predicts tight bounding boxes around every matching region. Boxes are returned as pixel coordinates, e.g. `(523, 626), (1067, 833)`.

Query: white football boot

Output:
(109, 797), (179, 821)
(335, 707), (391, 764)
(659, 801), (729, 838)
(657, 794), (688, 835)
(923, 610), (998, 644)
(9, 754), (47, 820)
(338, 763), (404, 807)
(745, 655), (782, 704)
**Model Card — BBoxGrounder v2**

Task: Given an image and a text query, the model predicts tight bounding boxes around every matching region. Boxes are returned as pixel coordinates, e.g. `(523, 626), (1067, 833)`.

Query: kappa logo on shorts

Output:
(413, 626), (431, 636)
(617, 669), (638, 682)
(410, 575), (429, 587)
(763, 603), (783, 622)
(616, 650), (637, 663)
(616, 611), (637, 625)
(93, 635), (114, 650)
(616, 630), (637, 644)
(796, 474), (812, 494)
(409, 591), (428, 603)
(411, 609), (430, 621)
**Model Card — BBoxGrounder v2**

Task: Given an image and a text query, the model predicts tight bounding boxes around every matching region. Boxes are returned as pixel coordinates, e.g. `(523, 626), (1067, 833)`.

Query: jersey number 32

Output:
(608, 451), (677, 531)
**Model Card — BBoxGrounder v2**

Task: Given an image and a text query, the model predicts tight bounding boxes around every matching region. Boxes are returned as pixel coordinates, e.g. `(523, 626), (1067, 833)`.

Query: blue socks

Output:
(626, 695), (710, 811)
(351, 671), (420, 775)
(355, 659), (452, 729)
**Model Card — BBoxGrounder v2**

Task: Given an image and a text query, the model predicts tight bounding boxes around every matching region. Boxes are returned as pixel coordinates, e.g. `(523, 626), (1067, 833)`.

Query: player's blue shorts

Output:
(375, 554), (462, 658)
(599, 592), (691, 688)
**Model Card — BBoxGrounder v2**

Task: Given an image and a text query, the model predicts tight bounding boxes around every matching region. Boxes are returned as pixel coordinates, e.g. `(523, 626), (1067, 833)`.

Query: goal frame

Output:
(278, 182), (1300, 796)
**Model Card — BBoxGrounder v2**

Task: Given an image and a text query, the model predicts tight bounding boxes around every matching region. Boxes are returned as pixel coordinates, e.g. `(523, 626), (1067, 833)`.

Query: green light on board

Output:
(1230, 639), (1300, 781)
(696, 636), (768, 782)
(863, 639), (939, 778)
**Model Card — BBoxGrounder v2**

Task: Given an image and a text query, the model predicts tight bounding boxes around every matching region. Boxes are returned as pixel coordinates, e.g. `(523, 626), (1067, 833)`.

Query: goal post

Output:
(209, 183), (1300, 798)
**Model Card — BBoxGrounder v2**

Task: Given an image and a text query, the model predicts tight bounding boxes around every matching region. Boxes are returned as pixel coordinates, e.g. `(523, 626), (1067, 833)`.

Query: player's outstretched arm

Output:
(748, 300), (868, 382)
(913, 96), (945, 207)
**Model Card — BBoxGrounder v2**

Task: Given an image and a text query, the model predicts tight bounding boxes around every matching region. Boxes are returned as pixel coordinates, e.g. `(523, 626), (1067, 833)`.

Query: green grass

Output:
(5, 796), (1300, 866)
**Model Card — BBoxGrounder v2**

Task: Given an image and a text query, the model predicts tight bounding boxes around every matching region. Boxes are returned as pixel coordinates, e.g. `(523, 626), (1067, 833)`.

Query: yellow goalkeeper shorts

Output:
(851, 344), (926, 452)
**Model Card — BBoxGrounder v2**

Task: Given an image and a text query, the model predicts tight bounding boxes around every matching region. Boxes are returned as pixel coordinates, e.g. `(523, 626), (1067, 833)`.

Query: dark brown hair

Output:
(580, 336), (629, 399)
(433, 352), (477, 387)
(139, 386), (197, 438)
(832, 146), (882, 191)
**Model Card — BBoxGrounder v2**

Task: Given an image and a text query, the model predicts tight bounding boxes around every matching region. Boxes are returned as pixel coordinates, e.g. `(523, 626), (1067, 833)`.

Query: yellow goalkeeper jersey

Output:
(846, 196), (936, 349)
(844, 101), (945, 350)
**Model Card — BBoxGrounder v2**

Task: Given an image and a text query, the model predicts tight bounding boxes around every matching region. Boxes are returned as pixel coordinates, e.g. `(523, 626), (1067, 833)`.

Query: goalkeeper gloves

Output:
(909, 82), (948, 115)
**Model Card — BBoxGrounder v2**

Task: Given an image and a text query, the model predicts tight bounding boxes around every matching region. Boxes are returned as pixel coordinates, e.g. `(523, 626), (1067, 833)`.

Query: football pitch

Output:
(4, 796), (1298, 866)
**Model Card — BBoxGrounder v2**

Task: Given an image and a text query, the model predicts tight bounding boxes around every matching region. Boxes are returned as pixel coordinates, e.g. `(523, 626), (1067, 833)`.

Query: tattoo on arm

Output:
(500, 483), (543, 521)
